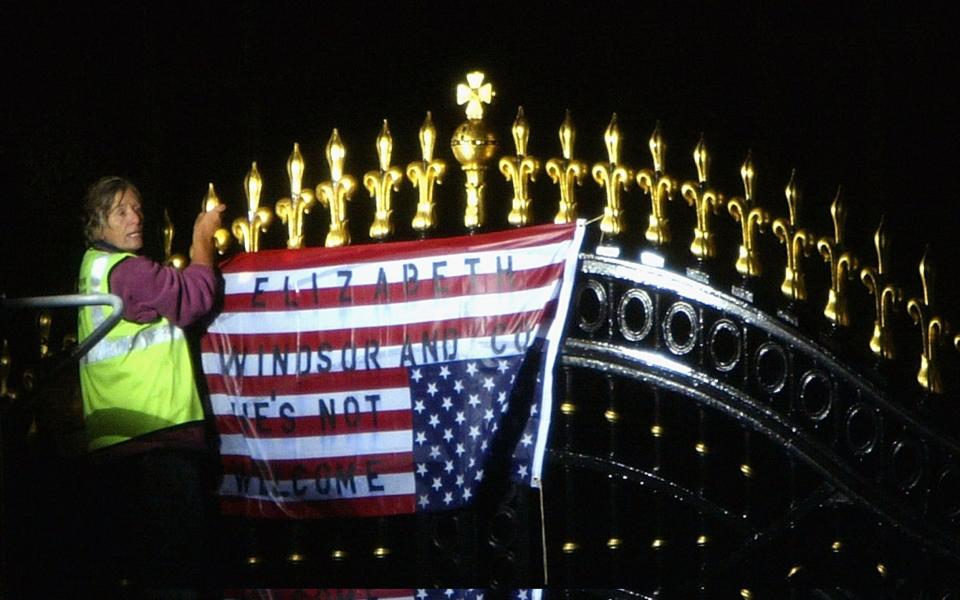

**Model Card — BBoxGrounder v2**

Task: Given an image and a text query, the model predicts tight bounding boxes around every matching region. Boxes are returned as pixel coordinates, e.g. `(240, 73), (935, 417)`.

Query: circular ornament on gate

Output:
(799, 370), (833, 423)
(577, 279), (607, 333)
(890, 437), (926, 491)
(662, 301), (699, 355)
(933, 466), (960, 520)
(754, 341), (788, 394)
(843, 403), (880, 456)
(708, 319), (742, 372)
(618, 288), (654, 342)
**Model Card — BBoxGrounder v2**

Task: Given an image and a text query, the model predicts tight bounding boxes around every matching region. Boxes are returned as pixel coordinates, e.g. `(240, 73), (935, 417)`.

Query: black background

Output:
(2, 1), (958, 328)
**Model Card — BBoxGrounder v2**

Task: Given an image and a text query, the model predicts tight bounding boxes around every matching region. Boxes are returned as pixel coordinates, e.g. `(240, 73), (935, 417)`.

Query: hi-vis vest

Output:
(78, 248), (204, 451)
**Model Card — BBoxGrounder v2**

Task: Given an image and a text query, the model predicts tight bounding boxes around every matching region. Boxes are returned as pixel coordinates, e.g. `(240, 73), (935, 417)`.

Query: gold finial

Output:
(681, 134), (725, 260)
(451, 72), (499, 231)
(1, 340), (16, 402)
(728, 151), (770, 278)
(860, 217), (902, 359)
(500, 106), (541, 227)
(592, 113), (634, 237)
(316, 129), (358, 247)
(637, 122), (677, 246)
(772, 169), (815, 301)
(364, 121), (404, 241)
(817, 187), (859, 326)
(906, 247), (949, 393)
(546, 110), (588, 224)
(232, 162), (274, 252)
(456, 71), (494, 120)
(275, 143), (318, 249)
(37, 312), (52, 359)
(163, 208), (187, 269)
(408, 112), (447, 236)
(203, 183), (231, 254)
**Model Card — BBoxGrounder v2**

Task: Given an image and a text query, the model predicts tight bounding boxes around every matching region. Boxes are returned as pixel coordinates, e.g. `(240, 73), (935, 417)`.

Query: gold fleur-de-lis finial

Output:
(408, 112), (447, 237)
(317, 129), (358, 247)
(231, 162), (273, 252)
(162, 208), (187, 269)
(451, 72), (499, 232)
(592, 113), (634, 237)
(456, 71), (494, 120)
(637, 122), (677, 246)
(275, 143), (318, 249)
(727, 151), (770, 278)
(681, 134), (725, 260)
(500, 106), (541, 227)
(547, 110), (587, 224)
(365, 120), (404, 241)
(202, 183), (232, 254)
(907, 247), (950, 393)
(772, 169), (815, 301)
(37, 312), (52, 359)
(1, 340), (16, 402)
(860, 217), (902, 359)
(816, 187), (859, 326)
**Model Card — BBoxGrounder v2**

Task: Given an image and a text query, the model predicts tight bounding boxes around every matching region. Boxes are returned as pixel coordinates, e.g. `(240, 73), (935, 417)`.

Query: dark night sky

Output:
(2, 2), (959, 316)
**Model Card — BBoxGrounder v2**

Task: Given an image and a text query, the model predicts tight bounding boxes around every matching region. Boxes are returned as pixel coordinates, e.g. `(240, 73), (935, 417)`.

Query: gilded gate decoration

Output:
(3, 71), (960, 595)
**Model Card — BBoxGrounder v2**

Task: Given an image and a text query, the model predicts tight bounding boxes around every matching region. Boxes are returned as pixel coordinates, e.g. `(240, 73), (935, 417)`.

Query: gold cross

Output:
(457, 71), (494, 120)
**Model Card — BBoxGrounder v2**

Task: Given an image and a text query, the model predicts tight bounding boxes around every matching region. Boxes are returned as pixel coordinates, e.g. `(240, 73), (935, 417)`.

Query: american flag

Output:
(201, 223), (583, 518)
(223, 588), (543, 600)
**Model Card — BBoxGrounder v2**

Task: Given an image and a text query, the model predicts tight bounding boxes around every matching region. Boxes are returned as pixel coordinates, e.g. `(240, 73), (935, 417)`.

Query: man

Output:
(77, 176), (225, 595)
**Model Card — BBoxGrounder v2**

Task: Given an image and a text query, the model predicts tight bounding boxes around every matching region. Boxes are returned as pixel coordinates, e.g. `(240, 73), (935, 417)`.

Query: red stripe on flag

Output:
(221, 263), (564, 312)
(215, 409), (412, 438)
(220, 452), (413, 480)
(206, 367), (409, 396)
(219, 494), (417, 518)
(219, 222), (576, 274)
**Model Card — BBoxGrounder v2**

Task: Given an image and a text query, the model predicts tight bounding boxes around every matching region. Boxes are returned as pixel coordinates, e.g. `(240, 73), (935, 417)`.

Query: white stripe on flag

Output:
(210, 386), (411, 417)
(219, 429), (412, 460)
(220, 471), (416, 501)
(221, 239), (574, 293)
(208, 283), (561, 335)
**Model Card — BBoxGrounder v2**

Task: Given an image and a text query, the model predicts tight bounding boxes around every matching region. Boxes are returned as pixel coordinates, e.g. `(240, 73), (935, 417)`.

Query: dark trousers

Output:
(81, 448), (218, 596)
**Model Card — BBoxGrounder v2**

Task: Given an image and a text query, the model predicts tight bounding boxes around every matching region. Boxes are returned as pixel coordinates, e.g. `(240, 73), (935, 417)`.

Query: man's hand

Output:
(189, 203), (226, 267)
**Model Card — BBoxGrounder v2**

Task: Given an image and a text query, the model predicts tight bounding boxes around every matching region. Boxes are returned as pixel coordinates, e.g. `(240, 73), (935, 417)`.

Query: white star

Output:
(418, 494), (430, 508)
(482, 376), (495, 391)
(453, 379), (464, 393)
(501, 402), (510, 414)
(468, 394), (481, 408)
(455, 411), (466, 425)
(466, 362), (478, 376)
(439, 365), (451, 379)
(520, 433), (533, 447)
(455, 443), (465, 457)
(497, 359), (510, 373)
(415, 431), (427, 446)
(444, 589), (454, 598)
(483, 408), (494, 423)
(411, 368), (423, 382)
(474, 469), (484, 482)
(455, 474), (465, 487)
(496, 391), (507, 404)
(417, 590), (428, 600)
(427, 382), (439, 397)
(429, 445), (441, 459)
(510, 374), (516, 383)
(441, 396), (453, 411)
(517, 591), (528, 600)
(416, 463), (428, 477)
(530, 403), (538, 416)
(432, 477), (443, 491)
(517, 464), (528, 478)
(468, 457), (476, 468)
(444, 460), (454, 473)
(442, 428), (454, 442)
(462, 487), (472, 501)
(413, 399), (426, 414)
(468, 425), (481, 440)
(491, 422), (498, 433)
(481, 440), (488, 452)
(429, 413), (440, 428)
(443, 492), (453, 506)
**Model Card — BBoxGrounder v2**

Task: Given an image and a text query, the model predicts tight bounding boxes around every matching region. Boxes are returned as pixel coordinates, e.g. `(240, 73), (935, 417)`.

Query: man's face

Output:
(99, 188), (144, 252)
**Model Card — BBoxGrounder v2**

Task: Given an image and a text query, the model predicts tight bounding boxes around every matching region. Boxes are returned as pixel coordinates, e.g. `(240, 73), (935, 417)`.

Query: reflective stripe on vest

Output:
(81, 322), (184, 365)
